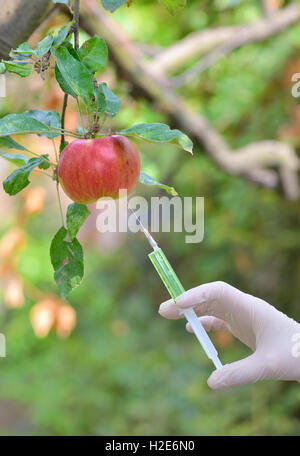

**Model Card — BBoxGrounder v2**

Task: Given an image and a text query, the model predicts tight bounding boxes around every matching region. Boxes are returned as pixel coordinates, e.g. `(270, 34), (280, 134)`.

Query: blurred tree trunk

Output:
(0, 0), (51, 59)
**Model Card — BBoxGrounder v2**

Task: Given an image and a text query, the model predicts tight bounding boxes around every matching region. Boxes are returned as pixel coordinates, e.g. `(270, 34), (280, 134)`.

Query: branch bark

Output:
(0, 0), (52, 59)
(147, 26), (239, 76)
(171, 3), (300, 87)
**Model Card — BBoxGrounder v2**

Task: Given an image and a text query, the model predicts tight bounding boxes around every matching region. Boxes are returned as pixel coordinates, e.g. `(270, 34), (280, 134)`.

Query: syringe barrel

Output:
(148, 248), (185, 300)
(148, 247), (222, 369)
(183, 308), (222, 369)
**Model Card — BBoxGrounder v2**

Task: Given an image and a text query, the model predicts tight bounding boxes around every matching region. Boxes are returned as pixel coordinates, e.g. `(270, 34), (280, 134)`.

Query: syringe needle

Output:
(129, 208), (158, 249)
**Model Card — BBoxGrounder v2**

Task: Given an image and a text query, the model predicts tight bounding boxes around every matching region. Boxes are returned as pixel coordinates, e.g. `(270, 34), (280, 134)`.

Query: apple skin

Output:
(57, 135), (141, 203)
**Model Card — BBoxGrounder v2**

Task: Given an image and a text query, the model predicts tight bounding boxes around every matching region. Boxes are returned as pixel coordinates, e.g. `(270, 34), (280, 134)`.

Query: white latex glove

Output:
(158, 281), (300, 390)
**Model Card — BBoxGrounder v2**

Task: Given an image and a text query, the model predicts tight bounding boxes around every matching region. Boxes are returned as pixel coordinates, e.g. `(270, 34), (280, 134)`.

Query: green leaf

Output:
(38, 154), (51, 170)
(158, 0), (186, 14)
(0, 153), (29, 167)
(94, 83), (120, 117)
(0, 113), (53, 137)
(53, 46), (94, 104)
(3, 157), (43, 195)
(101, 0), (127, 12)
(78, 36), (108, 73)
(139, 171), (178, 196)
(35, 34), (54, 58)
(54, 43), (80, 97)
(23, 110), (61, 139)
(0, 136), (28, 151)
(50, 226), (84, 298)
(9, 42), (34, 60)
(55, 64), (76, 98)
(93, 88), (106, 115)
(77, 125), (88, 136)
(119, 123), (193, 153)
(52, 22), (74, 48)
(61, 41), (80, 60)
(67, 203), (91, 239)
(3, 61), (31, 77)
(0, 62), (5, 74)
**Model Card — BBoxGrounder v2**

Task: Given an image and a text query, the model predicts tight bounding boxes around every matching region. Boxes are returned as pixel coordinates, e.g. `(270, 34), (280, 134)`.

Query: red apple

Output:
(57, 135), (141, 203)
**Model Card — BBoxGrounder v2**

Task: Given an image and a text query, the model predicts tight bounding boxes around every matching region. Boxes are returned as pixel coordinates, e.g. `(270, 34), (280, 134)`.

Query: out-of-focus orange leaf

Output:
(30, 297), (58, 338)
(267, 0), (282, 9)
(0, 228), (26, 259)
(55, 305), (76, 339)
(45, 89), (62, 111)
(0, 261), (14, 277)
(4, 274), (24, 308)
(282, 56), (300, 87)
(23, 187), (46, 216)
(30, 297), (76, 339)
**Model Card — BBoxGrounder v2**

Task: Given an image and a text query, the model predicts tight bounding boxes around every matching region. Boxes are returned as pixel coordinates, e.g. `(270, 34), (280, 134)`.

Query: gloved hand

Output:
(159, 281), (300, 390)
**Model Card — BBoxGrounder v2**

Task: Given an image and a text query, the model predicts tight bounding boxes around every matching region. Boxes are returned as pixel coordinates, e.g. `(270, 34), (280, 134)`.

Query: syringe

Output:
(130, 210), (222, 370)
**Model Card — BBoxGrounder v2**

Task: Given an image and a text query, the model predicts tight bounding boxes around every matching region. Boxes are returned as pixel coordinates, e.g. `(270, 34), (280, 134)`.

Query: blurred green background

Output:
(0, 0), (300, 435)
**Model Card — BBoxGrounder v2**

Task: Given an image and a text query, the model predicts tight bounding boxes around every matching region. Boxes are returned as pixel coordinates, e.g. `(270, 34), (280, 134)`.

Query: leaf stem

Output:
(48, 126), (82, 137)
(56, 181), (65, 227)
(52, 139), (59, 163)
(33, 169), (53, 178)
(27, 149), (56, 167)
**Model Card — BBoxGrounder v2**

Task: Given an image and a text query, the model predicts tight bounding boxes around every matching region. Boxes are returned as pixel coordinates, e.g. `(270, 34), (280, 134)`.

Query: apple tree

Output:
(0, 0), (193, 299)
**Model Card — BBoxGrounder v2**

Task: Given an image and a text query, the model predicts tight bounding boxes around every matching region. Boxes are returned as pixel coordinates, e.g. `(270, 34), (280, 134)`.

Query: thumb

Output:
(207, 353), (266, 390)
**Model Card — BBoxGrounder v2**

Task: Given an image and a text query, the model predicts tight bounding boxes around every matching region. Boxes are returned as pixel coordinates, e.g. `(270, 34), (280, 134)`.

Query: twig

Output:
(73, 0), (80, 50)
(60, 0), (80, 149)
(60, 94), (68, 148)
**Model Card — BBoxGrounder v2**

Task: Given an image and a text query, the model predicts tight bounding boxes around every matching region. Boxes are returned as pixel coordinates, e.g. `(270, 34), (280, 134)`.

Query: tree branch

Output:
(0, 0), (52, 59)
(146, 26), (239, 76)
(73, 0), (80, 50)
(80, 0), (300, 199)
(171, 3), (300, 87)
(60, 0), (80, 149)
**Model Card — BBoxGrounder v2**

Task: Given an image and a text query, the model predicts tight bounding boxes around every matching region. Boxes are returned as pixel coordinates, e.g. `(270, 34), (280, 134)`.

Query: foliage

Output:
(0, 1), (192, 299)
